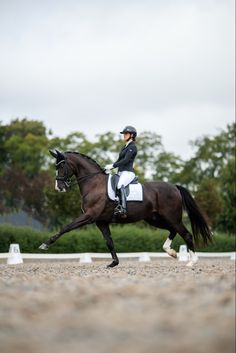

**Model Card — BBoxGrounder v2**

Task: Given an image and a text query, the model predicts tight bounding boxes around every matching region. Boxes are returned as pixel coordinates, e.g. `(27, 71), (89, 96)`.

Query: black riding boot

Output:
(114, 186), (127, 218)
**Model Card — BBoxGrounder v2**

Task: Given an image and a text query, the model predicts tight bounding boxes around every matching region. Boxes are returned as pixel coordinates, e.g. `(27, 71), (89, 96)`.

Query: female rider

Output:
(105, 126), (137, 217)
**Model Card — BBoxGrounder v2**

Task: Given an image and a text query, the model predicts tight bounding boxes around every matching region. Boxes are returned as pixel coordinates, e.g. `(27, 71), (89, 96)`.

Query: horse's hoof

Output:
(164, 248), (177, 259)
(107, 261), (119, 268)
(39, 243), (49, 251)
(168, 249), (177, 259)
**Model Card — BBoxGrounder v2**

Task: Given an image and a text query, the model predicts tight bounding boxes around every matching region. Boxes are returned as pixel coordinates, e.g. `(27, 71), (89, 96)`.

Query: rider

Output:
(105, 126), (137, 218)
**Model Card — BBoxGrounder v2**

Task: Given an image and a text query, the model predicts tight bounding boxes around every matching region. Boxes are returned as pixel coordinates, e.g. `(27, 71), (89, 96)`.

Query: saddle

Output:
(110, 174), (139, 197)
(107, 174), (143, 202)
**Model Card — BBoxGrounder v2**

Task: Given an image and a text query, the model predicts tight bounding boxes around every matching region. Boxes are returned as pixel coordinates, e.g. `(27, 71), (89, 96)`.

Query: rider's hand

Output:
(104, 164), (114, 173)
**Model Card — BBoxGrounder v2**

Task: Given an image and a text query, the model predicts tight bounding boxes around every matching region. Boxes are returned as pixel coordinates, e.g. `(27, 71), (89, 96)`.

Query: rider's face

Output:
(123, 132), (131, 141)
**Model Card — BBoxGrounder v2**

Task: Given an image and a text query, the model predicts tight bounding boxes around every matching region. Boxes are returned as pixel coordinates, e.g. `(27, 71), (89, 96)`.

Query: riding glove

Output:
(104, 164), (114, 173)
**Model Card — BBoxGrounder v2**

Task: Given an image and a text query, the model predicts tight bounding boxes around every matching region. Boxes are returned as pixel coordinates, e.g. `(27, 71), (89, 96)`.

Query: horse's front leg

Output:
(39, 213), (93, 250)
(96, 221), (119, 268)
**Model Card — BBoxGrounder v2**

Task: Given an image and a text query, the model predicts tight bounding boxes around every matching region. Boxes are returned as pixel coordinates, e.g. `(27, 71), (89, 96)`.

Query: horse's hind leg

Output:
(96, 221), (119, 268)
(163, 231), (177, 258)
(174, 222), (198, 266)
(145, 217), (177, 259)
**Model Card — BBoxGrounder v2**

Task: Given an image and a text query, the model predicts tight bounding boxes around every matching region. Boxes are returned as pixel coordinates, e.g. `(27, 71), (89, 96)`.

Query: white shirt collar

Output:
(125, 139), (133, 147)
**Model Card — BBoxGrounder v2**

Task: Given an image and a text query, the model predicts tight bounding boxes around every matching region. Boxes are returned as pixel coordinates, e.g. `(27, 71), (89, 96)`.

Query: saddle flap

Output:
(110, 174), (120, 192)
(110, 174), (130, 196)
(108, 175), (143, 202)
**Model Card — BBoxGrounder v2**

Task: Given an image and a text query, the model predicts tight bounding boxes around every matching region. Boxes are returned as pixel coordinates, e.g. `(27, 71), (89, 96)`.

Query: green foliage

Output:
(0, 121), (7, 169)
(4, 118), (47, 138)
(49, 132), (93, 155)
(217, 158), (236, 233)
(0, 118), (52, 220)
(178, 122), (235, 232)
(179, 123), (236, 189)
(135, 131), (163, 180)
(153, 151), (184, 183)
(0, 224), (235, 253)
(0, 224), (47, 252)
(194, 178), (223, 228)
(4, 118), (48, 177)
(44, 186), (82, 228)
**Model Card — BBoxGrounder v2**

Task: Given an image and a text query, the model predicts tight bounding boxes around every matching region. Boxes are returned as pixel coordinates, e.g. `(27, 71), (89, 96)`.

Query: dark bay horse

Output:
(39, 150), (212, 267)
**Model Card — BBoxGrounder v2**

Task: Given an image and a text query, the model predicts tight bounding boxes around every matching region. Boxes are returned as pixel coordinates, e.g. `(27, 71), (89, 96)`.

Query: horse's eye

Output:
(56, 163), (64, 171)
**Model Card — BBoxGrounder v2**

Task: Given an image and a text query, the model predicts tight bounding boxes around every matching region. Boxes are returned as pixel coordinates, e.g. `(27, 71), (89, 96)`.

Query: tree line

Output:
(0, 118), (235, 233)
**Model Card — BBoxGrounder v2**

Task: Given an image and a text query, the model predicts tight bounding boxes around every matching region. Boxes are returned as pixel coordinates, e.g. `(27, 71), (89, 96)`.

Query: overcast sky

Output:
(0, 0), (235, 159)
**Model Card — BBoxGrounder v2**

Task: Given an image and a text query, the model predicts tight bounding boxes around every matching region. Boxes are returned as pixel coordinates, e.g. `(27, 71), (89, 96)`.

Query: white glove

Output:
(104, 164), (114, 174)
(105, 164), (113, 170)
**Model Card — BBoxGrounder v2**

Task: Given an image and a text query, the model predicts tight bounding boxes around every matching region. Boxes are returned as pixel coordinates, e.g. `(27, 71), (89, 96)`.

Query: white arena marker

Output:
(178, 245), (189, 262)
(230, 252), (236, 261)
(80, 253), (92, 263)
(7, 244), (23, 265)
(139, 252), (151, 262)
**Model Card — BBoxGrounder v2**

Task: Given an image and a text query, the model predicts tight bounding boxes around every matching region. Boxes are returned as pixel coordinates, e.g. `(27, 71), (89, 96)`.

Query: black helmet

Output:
(120, 126), (137, 136)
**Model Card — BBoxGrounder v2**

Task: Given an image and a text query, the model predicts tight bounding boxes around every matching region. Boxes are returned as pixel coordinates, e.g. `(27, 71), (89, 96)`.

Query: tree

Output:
(3, 118), (48, 177)
(135, 131), (163, 179)
(194, 178), (223, 229)
(217, 158), (236, 233)
(0, 119), (51, 221)
(0, 122), (7, 170)
(90, 132), (121, 167)
(178, 123), (236, 189)
(153, 151), (184, 183)
(177, 122), (235, 232)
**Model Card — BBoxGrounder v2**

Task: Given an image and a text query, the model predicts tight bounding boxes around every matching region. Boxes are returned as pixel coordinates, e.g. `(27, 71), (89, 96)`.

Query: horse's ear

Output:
(49, 150), (57, 158)
(55, 149), (65, 160)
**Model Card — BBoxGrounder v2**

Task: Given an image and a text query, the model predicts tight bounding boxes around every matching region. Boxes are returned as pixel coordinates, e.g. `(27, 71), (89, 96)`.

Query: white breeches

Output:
(117, 171), (135, 189)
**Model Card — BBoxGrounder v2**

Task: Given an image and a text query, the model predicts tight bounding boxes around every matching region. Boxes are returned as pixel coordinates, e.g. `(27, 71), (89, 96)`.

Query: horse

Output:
(39, 150), (213, 267)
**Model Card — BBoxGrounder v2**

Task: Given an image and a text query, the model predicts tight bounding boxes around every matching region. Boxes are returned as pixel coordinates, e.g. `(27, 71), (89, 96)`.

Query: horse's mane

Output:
(65, 151), (105, 173)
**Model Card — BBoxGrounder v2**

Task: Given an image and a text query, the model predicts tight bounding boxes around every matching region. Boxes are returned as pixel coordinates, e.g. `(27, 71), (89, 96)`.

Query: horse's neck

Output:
(74, 155), (104, 194)
(75, 155), (101, 177)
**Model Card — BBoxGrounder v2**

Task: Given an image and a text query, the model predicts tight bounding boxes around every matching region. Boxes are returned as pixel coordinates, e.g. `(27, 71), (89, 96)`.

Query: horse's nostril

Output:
(55, 180), (65, 192)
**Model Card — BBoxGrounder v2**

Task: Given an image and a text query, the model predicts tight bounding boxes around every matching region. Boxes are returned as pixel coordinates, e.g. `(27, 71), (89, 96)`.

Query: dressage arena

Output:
(0, 259), (235, 353)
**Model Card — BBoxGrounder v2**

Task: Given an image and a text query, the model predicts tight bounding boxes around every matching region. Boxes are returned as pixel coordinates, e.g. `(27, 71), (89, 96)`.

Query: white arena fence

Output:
(0, 251), (235, 262)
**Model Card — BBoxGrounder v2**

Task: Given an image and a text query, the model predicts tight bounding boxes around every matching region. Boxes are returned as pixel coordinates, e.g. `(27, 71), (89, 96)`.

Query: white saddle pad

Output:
(107, 175), (143, 201)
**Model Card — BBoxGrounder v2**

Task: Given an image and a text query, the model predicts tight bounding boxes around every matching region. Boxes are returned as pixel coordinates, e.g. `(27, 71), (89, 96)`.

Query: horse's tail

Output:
(176, 185), (213, 246)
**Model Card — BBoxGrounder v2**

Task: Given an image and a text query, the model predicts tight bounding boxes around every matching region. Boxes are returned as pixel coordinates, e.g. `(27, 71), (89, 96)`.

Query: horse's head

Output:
(49, 150), (74, 192)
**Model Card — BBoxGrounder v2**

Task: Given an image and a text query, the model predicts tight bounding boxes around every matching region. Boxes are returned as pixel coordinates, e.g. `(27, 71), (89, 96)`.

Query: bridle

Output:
(55, 159), (72, 188)
(55, 159), (105, 188)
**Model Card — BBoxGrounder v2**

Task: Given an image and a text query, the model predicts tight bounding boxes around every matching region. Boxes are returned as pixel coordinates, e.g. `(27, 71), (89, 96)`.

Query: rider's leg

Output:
(117, 171), (135, 189)
(119, 185), (127, 213)
(115, 171), (135, 216)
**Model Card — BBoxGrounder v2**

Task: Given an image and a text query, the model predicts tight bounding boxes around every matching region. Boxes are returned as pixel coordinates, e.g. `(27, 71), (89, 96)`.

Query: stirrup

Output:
(114, 204), (123, 214)
(114, 204), (127, 218)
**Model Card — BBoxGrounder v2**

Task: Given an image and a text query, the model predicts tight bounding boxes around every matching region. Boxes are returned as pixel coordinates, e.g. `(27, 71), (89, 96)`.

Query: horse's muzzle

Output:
(55, 180), (67, 192)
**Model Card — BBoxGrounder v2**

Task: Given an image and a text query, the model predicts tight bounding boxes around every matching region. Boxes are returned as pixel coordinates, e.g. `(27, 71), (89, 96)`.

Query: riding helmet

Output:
(120, 126), (137, 137)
